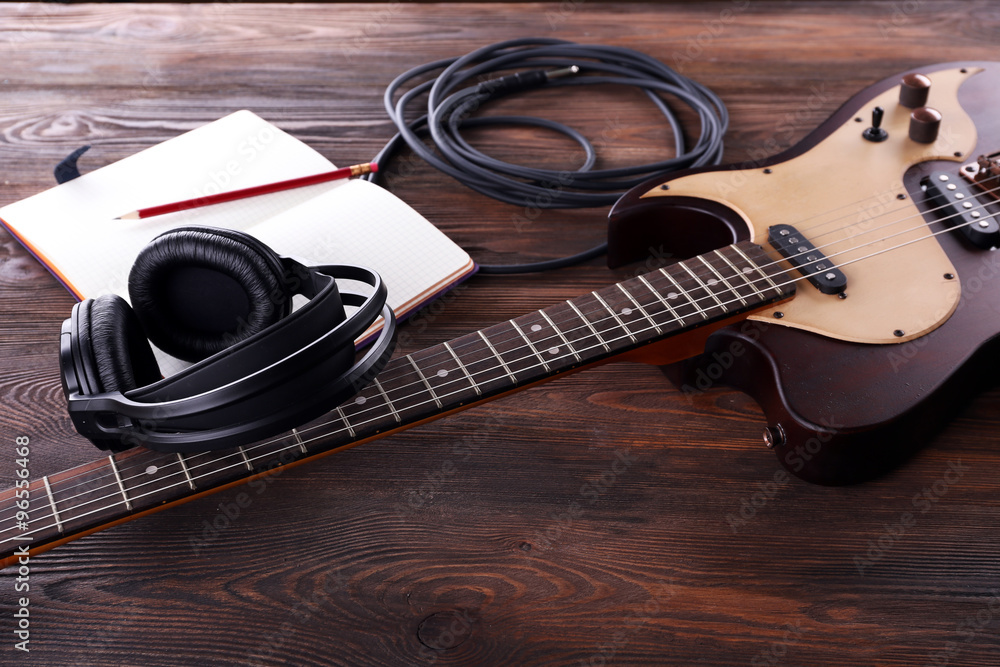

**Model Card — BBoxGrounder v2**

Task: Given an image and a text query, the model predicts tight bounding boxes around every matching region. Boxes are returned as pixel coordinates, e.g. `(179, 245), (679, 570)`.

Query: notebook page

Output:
(249, 179), (475, 337)
(0, 110), (337, 300)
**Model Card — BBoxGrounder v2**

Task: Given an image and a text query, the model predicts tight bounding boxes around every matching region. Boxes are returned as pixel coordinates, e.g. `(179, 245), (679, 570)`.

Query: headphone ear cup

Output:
(128, 227), (291, 362)
(82, 295), (162, 393)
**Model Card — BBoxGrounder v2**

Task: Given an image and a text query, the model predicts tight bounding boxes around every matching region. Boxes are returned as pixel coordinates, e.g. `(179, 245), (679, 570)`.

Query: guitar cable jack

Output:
(763, 425), (786, 448)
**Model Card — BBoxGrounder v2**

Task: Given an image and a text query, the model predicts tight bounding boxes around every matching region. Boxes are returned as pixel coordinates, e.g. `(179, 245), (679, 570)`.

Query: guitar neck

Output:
(0, 241), (793, 566)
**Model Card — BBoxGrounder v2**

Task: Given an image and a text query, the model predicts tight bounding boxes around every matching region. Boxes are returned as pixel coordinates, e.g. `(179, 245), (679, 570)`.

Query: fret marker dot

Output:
(707, 278), (719, 286)
(742, 267), (753, 274)
(437, 369), (448, 377)
(621, 307), (632, 316)
(667, 292), (678, 299)
(548, 346), (560, 355)
(145, 465), (157, 475)
(530, 324), (542, 332)
(355, 396), (366, 405)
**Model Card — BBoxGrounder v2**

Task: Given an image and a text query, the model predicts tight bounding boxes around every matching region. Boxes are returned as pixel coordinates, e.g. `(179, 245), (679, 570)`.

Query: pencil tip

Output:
(116, 211), (140, 221)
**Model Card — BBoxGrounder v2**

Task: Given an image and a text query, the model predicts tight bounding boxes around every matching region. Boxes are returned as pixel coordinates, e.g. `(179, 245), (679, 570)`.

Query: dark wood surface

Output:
(2, 2), (1000, 665)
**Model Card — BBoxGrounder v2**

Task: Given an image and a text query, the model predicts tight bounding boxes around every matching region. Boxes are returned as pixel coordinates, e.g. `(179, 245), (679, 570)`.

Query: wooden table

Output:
(2, 2), (1000, 665)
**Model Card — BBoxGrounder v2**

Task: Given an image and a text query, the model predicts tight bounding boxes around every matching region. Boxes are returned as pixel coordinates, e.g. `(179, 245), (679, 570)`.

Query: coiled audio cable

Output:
(365, 37), (728, 273)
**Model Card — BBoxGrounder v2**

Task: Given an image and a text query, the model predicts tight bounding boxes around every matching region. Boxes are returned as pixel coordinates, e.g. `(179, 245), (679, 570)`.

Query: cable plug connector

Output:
(544, 65), (580, 80)
(477, 66), (579, 99)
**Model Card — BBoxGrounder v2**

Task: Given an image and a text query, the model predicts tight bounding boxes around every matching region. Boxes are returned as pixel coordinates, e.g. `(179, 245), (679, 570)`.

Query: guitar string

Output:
(49, 172), (1000, 501)
(6, 198), (997, 539)
(737, 177), (1000, 278)
(757, 169), (995, 248)
(22, 243), (786, 515)
(2, 241), (803, 539)
(6, 166), (999, 522)
(5, 188), (997, 526)
(5, 202), (1000, 544)
(346, 175), (1000, 375)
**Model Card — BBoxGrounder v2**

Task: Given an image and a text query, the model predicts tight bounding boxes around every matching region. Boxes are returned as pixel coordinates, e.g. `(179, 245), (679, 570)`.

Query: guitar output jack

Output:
(763, 425), (786, 448)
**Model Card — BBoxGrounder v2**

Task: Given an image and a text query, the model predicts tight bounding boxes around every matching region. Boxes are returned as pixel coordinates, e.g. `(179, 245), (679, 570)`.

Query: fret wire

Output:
(2, 262), (791, 546)
(335, 406), (355, 438)
(42, 476), (64, 534)
(131, 266), (797, 494)
(38, 254), (788, 505)
(477, 330), (517, 383)
(637, 274), (685, 326)
(591, 291), (636, 343)
(238, 446), (253, 472)
(176, 453), (196, 490)
(6, 460), (183, 533)
(19, 250), (773, 512)
(567, 300), (611, 352)
(407, 353), (443, 409)
(510, 319), (550, 371)
(291, 428), (308, 453)
(730, 244), (782, 294)
(35, 435), (305, 541)
(404, 244), (784, 364)
(0, 244), (792, 539)
(617, 283), (662, 335)
(444, 342), (481, 396)
(405, 245), (783, 373)
(679, 262), (724, 314)
(4, 450), (259, 543)
(61, 257), (790, 497)
(296, 298), (726, 446)
(0, 445), (288, 542)
(4, 452), (292, 544)
(422, 245), (781, 360)
(107, 455), (133, 512)
(55, 451), (217, 518)
(0, 272), (772, 532)
(713, 249), (760, 300)
(660, 268), (708, 320)
(9, 311), (584, 526)
(698, 255), (746, 307)
(32, 435), (286, 534)
(12, 431), (320, 543)
(303, 267), (789, 443)
(371, 378), (402, 422)
(277, 248), (793, 451)
(540, 310), (581, 362)
(259, 280), (782, 452)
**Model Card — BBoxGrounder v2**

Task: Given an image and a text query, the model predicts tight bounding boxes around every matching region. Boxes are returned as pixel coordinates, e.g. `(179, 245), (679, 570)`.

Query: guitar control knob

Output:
(909, 106), (941, 143)
(862, 106), (889, 142)
(899, 73), (931, 108)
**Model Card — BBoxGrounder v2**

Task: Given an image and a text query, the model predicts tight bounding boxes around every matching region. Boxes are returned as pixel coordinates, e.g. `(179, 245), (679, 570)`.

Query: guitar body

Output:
(609, 61), (1000, 485)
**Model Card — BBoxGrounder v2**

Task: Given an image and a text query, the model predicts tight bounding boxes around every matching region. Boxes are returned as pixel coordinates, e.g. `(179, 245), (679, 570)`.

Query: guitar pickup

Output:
(921, 171), (1000, 250)
(767, 224), (847, 295)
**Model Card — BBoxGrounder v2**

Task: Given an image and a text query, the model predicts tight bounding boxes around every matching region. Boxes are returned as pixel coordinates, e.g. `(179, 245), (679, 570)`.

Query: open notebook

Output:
(0, 110), (476, 372)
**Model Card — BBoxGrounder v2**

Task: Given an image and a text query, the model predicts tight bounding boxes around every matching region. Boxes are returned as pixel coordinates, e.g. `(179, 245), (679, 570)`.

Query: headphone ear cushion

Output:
(84, 295), (162, 393)
(128, 228), (291, 362)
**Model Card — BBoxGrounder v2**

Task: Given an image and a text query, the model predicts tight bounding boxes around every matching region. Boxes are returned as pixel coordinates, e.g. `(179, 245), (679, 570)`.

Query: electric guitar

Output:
(3, 61), (998, 567)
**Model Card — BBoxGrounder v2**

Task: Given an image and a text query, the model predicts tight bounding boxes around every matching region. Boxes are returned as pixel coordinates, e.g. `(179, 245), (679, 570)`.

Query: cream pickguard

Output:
(639, 67), (981, 344)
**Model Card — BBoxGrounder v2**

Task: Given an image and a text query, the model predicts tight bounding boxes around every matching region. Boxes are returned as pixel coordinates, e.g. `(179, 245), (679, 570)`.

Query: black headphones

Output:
(59, 226), (396, 454)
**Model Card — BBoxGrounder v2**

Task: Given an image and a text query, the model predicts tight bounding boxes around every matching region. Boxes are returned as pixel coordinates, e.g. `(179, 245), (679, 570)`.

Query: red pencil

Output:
(116, 162), (378, 220)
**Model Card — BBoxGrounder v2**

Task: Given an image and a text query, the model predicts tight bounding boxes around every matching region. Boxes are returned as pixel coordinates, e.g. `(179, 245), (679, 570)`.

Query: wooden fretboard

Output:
(0, 241), (793, 564)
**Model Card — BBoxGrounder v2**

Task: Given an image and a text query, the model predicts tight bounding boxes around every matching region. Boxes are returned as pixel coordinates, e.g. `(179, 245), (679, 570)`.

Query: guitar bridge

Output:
(767, 224), (847, 295)
(960, 151), (1000, 201)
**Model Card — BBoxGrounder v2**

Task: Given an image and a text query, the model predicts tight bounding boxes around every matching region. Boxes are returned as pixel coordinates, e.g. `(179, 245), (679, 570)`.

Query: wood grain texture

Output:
(1, 2), (1000, 665)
